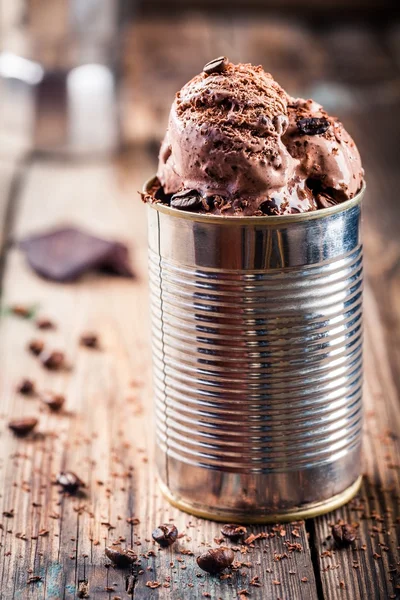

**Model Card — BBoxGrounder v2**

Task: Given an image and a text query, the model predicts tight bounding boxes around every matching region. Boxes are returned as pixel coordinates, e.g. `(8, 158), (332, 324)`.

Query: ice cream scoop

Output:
(151, 58), (363, 216)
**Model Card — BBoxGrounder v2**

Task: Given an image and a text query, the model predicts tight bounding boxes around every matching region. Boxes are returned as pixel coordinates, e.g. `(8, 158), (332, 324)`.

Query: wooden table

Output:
(0, 14), (399, 600)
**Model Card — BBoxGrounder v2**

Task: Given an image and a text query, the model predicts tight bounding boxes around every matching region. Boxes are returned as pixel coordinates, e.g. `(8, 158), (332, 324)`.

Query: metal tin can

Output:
(146, 178), (364, 523)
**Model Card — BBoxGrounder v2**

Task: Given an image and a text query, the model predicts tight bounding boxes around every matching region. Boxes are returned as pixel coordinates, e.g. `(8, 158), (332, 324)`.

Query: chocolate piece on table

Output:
(19, 227), (134, 282)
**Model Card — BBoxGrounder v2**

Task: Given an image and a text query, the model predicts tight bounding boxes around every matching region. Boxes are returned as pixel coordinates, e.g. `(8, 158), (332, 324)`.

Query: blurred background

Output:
(0, 0), (399, 239)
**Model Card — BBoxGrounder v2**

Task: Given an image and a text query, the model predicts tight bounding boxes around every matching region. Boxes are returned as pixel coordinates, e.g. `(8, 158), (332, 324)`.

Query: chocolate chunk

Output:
(17, 378), (35, 396)
(28, 339), (45, 356)
(171, 190), (202, 211)
(40, 350), (65, 370)
(259, 199), (279, 215)
(221, 524), (247, 541)
(232, 199), (243, 211)
(316, 193), (337, 209)
(56, 471), (84, 494)
(331, 523), (356, 546)
(40, 391), (65, 411)
(196, 547), (234, 574)
(19, 227), (134, 282)
(296, 117), (330, 136)
(203, 56), (229, 75)
(105, 546), (137, 567)
(8, 417), (38, 436)
(80, 332), (99, 349)
(152, 523), (178, 547)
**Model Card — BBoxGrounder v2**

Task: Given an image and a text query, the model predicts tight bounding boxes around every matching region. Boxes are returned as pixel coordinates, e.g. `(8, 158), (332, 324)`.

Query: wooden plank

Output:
(312, 287), (400, 600)
(0, 156), (318, 599)
(309, 22), (400, 598)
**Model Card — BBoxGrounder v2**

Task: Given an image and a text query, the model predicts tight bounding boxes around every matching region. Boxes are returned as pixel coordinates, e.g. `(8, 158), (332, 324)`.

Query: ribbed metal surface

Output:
(149, 246), (363, 473)
(146, 191), (364, 518)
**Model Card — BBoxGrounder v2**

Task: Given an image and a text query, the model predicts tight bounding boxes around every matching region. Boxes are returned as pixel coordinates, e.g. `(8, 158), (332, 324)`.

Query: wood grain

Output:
(0, 13), (399, 600)
(313, 288), (400, 600)
(0, 158), (317, 599)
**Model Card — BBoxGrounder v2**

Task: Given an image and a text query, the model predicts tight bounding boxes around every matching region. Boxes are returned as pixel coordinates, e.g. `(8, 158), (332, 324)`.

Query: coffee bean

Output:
(80, 332), (99, 349)
(203, 56), (229, 75)
(171, 190), (202, 211)
(36, 318), (55, 330)
(40, 391), (65, 411)
(259, 199), (279, 215)
(152, 524), (178, 547)
(331, 523), (356, 546)
(17, 378), (35, 396)
(56, 471), (84, 494)
(296, 117), (330, 136)
(221, 524), (247, 541)
(40, 350), (65, 370)
(8, 417), (38, 437)
(105, 546), (137, 567)
(28, 339), (45, 356)
(196, 547), (234, 574)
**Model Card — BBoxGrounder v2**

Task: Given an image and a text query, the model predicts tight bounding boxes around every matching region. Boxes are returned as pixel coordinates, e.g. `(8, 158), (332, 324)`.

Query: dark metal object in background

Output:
(0, 0), (134, 155)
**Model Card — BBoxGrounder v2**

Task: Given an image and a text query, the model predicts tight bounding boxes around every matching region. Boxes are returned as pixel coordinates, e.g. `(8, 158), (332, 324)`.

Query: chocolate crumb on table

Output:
(27, 339), (45, 356)
(17, 378), (35, 395)
(40, 391), (65, 411)
(80, 332), (100, 348)
(35, 317), (56, 330)
(40, 350), (65, 370)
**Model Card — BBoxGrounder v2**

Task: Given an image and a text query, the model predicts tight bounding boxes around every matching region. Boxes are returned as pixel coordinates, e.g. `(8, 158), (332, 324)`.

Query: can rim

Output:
(143, 176), (365, 225)
(158, 475), (363, 524)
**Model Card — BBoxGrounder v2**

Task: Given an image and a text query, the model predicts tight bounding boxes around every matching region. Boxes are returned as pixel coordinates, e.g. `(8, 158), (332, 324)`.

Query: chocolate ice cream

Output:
(146, 57), (363, 216)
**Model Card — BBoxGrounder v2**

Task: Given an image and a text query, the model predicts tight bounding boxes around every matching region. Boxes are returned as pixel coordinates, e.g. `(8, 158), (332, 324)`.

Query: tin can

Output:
(146, 177), (364, 523)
